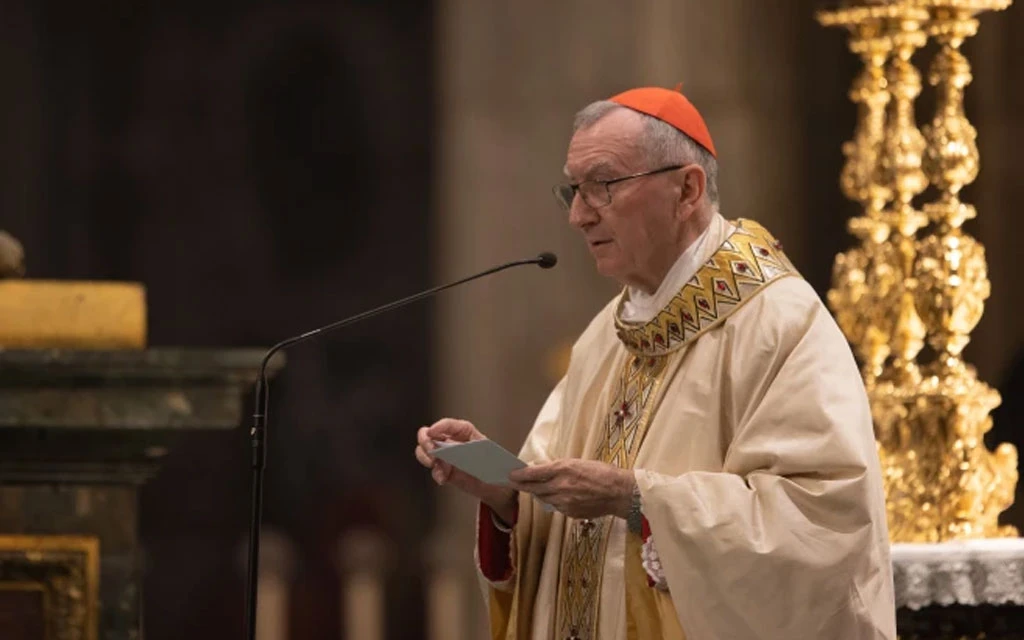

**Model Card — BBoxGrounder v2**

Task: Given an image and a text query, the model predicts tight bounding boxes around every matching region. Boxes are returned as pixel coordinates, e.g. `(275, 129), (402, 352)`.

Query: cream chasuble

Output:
(475, 217), (896, 640)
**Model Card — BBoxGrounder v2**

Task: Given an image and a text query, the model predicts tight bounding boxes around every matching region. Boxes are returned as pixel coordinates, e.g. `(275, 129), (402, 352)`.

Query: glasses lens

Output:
(579, 182), (611, 208)
(553, 184), (575, 210)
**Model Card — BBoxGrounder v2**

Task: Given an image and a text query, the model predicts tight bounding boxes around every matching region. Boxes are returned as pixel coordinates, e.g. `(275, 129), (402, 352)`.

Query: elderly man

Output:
(415, 86), (896, 639)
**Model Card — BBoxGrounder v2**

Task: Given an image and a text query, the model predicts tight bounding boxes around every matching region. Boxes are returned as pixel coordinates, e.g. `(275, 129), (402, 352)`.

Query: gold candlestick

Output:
(867, 2), (935, 543)
(916, 0), (1005, 377)
(876, 4), (930, 389)
(821, 0), (1017, 542)
(820, 5), (896, 386)
(908, 0), (1017, 540)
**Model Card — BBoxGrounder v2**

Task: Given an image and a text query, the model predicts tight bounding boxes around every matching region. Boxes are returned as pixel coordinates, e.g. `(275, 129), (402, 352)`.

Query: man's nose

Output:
(568, 197), (599, 229)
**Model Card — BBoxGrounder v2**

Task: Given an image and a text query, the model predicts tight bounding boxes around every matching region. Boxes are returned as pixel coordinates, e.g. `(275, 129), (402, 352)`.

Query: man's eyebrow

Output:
(564, 161), (615, 182)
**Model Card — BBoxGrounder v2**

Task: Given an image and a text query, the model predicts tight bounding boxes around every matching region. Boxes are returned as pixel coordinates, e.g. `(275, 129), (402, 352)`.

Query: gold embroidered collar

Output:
(614, 219), (799, 357)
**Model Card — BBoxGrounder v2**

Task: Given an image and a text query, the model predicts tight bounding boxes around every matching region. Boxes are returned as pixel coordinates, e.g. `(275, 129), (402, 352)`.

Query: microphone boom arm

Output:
(243, 252), (556, 640)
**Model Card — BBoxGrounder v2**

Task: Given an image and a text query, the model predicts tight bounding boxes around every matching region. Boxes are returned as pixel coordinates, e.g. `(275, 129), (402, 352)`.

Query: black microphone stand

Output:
(243, 253), (557, 640)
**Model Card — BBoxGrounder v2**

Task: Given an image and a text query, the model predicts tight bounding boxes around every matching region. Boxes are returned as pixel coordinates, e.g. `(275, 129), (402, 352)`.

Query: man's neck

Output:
(618, 213), (721, 325)
(634, 211), (715, 295)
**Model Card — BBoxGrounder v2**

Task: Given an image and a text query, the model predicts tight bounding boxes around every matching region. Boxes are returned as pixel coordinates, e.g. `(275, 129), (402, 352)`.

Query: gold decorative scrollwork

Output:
(818, 0), (1017, 542)
(821, 4), (899, 386)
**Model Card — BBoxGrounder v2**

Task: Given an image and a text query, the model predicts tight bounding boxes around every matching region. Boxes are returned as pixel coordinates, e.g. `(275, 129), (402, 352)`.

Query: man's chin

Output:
(592, 257), (623, 281)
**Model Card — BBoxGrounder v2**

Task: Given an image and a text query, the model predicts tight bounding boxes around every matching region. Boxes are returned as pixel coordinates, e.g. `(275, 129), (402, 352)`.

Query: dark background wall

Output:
(0, 1), (435, 638)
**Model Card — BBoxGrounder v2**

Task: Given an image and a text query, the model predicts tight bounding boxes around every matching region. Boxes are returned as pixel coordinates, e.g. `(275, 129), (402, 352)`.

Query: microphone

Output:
(243, 252), (557, 640)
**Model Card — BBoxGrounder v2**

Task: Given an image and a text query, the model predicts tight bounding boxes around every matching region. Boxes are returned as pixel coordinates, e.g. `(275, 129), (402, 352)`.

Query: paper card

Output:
(431, 439), (526, 486)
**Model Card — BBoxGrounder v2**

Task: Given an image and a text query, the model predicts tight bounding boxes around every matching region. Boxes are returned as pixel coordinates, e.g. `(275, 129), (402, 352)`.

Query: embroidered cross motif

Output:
(614, 402), (631, 426)
(561, 353), (668, 640)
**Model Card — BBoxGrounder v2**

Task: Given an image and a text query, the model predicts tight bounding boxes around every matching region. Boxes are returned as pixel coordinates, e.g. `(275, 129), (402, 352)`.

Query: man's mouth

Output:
(589, 239), (612, 248)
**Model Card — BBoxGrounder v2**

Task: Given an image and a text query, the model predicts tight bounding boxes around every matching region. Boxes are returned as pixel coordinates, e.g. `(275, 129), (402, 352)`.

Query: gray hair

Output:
(573, 100), (719, 208)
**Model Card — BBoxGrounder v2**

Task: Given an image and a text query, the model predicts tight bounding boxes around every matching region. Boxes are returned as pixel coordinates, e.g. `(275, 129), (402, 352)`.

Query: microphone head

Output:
(537, 252), (558, 269)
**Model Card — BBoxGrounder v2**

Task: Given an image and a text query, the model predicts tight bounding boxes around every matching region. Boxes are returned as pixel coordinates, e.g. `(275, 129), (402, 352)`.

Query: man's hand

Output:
(509, 459), (636, 520)
(415, 418), (517, 523)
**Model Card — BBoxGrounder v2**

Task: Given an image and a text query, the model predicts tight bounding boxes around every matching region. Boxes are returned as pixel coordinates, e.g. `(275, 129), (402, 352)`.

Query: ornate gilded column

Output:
(821, 5), (896, 386)
(820, 0), (1018, 542)
(864, 3), (936, 543)
(875, 5), (931, 390)
(822, 2), (931, 393)
(908, 0), (1017, 540)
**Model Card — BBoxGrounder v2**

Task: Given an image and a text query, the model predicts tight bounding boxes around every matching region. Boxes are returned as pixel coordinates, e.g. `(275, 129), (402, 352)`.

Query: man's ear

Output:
(678, 165), (706, 211)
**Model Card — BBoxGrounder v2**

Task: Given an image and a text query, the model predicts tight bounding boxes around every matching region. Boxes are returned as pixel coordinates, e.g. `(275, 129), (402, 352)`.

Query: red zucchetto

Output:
(609, 85), (716, 158)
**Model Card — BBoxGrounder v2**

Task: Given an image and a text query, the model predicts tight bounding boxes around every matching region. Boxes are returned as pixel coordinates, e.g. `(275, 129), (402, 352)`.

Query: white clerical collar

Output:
(620, 213), (729, 324)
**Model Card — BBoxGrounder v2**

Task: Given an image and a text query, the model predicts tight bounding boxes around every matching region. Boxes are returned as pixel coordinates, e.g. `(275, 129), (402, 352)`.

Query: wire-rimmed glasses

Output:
(552, 165), (684, 211)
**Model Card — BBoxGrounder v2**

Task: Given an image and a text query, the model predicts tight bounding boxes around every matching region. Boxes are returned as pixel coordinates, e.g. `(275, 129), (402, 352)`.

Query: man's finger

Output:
(417, 426), (436, 450)
(415, 446), (434, 469)
(431, 460), (454, 485)
(425, 418), (472, 439)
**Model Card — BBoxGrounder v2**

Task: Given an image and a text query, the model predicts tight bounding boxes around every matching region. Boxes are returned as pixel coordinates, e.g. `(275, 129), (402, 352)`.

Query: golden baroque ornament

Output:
(830, 242), (901, 384)
(820, 0), (1017, 542)
(914, 227), (989, 372)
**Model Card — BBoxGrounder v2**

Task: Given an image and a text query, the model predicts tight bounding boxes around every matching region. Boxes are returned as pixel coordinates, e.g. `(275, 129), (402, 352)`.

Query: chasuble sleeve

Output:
(474, 375), (566, 590)
(635, 277), (895, 640)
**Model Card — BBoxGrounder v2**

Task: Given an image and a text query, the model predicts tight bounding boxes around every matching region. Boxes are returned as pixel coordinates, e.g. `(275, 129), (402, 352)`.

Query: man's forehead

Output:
(564, 141), (638, 180)
(564, 109), (645, 178)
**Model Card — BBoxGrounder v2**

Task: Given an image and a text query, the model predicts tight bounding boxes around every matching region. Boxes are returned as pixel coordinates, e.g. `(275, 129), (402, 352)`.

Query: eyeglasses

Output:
(552, 165), (684, 211)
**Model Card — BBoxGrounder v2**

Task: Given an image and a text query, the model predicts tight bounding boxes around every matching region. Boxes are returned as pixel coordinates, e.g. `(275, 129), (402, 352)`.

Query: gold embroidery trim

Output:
(555, 354), (669, 640)
(615, 218), (799, 357)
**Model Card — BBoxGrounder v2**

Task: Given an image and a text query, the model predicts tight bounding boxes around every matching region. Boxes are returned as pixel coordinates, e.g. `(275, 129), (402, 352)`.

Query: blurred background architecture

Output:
(1, 0), (1023, 638)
